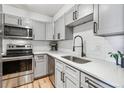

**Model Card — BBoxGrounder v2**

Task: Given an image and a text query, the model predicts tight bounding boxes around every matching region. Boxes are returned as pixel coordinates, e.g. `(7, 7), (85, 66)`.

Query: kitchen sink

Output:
(61, 56), (91, 64)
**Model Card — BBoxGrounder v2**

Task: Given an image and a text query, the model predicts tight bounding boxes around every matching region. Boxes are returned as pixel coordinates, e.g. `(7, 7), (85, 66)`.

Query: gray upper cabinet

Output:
(77, 4), (93, 20)
(4, 14), (32, 27)
(45, 23), (54, 40)
(20, 17), (32, 27)
(94, 4), (124, 36)
(54, 16), (65, 40)
(65, 7), (75, 26)
(32, 20), (46, 40)
(65, 4), (93, 26)
(54, 15), (73, 40)
(4, 14), (19, 25)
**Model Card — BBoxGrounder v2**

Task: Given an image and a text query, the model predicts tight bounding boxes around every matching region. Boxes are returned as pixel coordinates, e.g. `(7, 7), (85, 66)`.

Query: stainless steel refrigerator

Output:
(0, 4), (3, 88)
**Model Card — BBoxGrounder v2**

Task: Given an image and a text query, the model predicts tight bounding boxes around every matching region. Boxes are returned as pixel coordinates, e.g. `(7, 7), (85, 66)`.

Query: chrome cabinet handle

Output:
(73, 12), (75, 20)
(58, 33), (60, 39)
(18, 19), (20, 25)
(75, 11), (78, 20)
(61, 72), (63, 82)
(63, 72), (65, 83)
(20, 18), (22, 25)
(93, 22), (97, 34)
(53, 34), (54, 40)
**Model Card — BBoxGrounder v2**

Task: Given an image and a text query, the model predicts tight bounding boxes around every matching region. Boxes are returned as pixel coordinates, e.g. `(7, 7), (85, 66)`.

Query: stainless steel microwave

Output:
(4, 24), (33, 40)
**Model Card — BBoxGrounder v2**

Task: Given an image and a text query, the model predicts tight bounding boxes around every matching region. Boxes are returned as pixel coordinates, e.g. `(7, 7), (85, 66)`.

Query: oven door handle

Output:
(2, 55), (33, 62)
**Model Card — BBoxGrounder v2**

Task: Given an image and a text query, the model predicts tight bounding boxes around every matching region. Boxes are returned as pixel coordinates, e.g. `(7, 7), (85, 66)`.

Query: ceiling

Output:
(8, 4), (64, 17)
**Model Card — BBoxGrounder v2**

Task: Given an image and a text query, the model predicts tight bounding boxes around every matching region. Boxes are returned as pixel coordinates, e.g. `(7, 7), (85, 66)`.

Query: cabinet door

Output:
(4, 14), (19, 25)
(64, 74), (78, 88)
(77, 4), (93, 20)
(64, 65), (80, 88)
(45, 23), (54, 40)
(55, 67), (64, 88)
(34, 55), (47, 78)
(21, 18), (32, 27)
(32, 20), (46, 40)
(65, 7), (75, 26)
(54, 16), (65, 40)
(94, 4), (124, 36)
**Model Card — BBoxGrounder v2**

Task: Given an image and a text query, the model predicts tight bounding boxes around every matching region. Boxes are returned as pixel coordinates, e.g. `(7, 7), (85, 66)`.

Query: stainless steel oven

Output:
(4, 24), (33, 40)
(2, 44), (34, 88)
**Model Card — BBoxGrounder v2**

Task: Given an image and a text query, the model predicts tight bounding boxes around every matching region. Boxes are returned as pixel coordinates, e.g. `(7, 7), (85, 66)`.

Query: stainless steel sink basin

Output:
(62, 56), (91, 64)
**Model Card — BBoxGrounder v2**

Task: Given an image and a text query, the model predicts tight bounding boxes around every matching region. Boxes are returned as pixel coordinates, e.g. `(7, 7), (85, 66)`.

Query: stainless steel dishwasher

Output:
(48, 55), (55, 87)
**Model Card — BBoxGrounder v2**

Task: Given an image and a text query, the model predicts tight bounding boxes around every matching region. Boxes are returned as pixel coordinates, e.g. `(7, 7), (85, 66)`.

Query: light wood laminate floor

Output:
(18, 77), (54, 88)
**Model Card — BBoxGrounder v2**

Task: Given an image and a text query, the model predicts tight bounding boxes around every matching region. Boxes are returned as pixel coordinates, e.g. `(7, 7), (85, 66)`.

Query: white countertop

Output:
(34, 51), (124, 87)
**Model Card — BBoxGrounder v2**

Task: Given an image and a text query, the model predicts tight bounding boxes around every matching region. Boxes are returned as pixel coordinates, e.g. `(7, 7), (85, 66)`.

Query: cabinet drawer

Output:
(65, 73), (80, 88)
(81, 72), (113, 88)
(55, 59), (64, 69)
(34, 55), (45, 62)
(65, 65), (80, 79)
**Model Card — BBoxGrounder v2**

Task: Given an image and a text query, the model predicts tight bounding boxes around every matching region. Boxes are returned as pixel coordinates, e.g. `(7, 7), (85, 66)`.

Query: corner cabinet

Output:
(32, 20), (46, 40)
(54, 16), (73, 40)
(65, 4), (93, 26)
(93, 4), (124, 36)
(55, 59), (80, 88)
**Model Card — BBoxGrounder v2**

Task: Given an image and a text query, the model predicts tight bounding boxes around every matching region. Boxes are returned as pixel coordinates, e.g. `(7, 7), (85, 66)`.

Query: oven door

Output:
(4, 24), (33, 39)
(2, 55), (33, 80)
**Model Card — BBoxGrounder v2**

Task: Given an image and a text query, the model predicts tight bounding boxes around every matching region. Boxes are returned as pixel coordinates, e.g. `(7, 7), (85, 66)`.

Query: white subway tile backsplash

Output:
(2, 39), (50, 54)
(58, 22), (123, 64)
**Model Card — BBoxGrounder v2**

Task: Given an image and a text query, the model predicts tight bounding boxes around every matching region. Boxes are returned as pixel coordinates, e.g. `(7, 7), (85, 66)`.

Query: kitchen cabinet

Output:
(4, 14), (19, 25)
(54, 16), (73, 40)
(94, 4), (124, 36)
(55, 60), (65, 88)
(34, 54), (48, 78)
(32, 20), (46, 40)
(65, 7), (75, 26)
(80, 72), (113, 88)
(65, 4), (93, 26)
(45, 23), (54, 40)
(77, 4), (93, 20)
(21, 17), (32, 27)
(55, 59), (80, 88)
(64, 65), (80, 88)
(4, 14), (32, 27)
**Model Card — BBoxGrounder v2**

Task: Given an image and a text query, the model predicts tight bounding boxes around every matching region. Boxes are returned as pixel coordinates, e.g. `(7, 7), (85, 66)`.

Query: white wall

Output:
(3, 5), (52, 22)
(58, 22), (124, 63)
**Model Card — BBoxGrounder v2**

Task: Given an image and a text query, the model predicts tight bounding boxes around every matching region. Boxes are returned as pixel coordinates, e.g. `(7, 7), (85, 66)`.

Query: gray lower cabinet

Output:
(55, 66), (64, 88)
(94, 4), (124, 36)
(80, 72), (113, 88)
(34, 54), (48, 78)
(55, 59), (80, 88)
